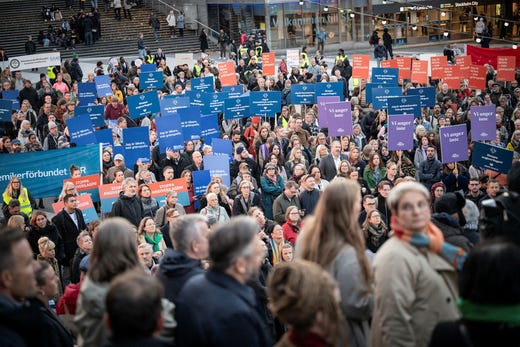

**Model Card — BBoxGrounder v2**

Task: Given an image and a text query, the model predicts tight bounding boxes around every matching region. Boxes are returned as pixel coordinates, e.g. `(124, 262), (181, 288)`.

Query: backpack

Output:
(479, 191), (520, 245)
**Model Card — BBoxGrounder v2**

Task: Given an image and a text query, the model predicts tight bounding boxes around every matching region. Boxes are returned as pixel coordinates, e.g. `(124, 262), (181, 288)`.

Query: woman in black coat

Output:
(199, 29), (209, 53)
(27, 211), (63, 259)
(232, 180), (264, 216)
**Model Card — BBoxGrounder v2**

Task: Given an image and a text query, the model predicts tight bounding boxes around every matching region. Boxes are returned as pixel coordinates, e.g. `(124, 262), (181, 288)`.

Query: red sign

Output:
(430, 56), (447, 80)
(456, 55), (472, 75)
(148, 179), (187, 198)
(98, 182), (122, 200)
(496, 56), (517, 82)
(262, 52), (276, 76)
(380, 59), (397, 68)
(396, 57), (412, 80)
(468, 65), (487, 90)
(217, 61), (237, 86)
(352, 55), (370, 79)
(64, 174), (101, 192)
(467, 45), (520, 69)
(411, 60), (428, 84)
(443, 65), (461, 90)
(52, 194), (95, 214)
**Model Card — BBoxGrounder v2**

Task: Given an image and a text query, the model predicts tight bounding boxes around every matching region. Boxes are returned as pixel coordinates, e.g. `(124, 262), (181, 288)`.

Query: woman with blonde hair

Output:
(297, 179), (373, 347)
(2, 176), (36, 218)
(267, 259), (345, 347)
(58, 181), (78, 202)
(7, 215), (26, 232)
(136, 217), (166, 260)
(37, 236), (64, 299)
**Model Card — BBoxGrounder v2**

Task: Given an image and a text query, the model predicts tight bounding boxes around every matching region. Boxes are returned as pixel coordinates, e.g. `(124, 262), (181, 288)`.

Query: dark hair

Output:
(35, 260), (52, 287)
(0, 228), (25, 272)
(106, 270), (163, 341)
(63, 194), (75, 203)
(508, 162), (520, 194)
(209, 216), (258, 272)
(460, 241), (520, 305)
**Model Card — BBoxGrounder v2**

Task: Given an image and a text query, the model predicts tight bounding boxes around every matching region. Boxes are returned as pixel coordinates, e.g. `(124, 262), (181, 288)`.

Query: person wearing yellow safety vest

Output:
(300, 50), (310, 69)
(2, 177), (36, 219)
(47, 65), (59, 84)
(145, 50), (154, 64)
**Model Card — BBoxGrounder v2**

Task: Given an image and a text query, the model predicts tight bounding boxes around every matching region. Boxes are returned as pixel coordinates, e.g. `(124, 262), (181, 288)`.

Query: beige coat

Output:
(370, 237), (460, 347)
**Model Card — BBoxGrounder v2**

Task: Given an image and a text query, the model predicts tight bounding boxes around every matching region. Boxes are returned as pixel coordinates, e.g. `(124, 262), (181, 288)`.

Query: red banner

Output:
(430, 56), (447, 80)
(456, 55), (472, 75)
(468, 65), (487, 90)
(148, 179), (187, 198)
(466, 45), (520, 69)
(52, 194), (95, 214)
(381, 59), (397, 68)
(411, 60), (428, 84)
(496, 56), (517, 82)
(352, 55), (370, 79)
(396, 57), (412, 80)
(64, 174), (101, 192)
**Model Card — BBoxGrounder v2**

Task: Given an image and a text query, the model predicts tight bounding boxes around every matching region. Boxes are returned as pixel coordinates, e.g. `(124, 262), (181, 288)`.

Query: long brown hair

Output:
(298, 180), (371, 285)
(267, 259), (345, 345)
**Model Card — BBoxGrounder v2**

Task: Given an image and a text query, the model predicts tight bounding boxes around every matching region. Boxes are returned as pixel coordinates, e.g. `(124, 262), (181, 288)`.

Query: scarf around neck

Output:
(391, 216), (467, 270)
(144, 232), (163, 252)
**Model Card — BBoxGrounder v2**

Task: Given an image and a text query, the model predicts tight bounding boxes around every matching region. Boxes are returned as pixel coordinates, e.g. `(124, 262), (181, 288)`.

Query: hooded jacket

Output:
(157, 249), (203, 303)
(431, 212), (473, 252)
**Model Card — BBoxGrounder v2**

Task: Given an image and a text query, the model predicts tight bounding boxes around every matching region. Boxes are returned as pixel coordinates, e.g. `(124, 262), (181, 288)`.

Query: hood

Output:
(159, 249), (202, 277)
(432, 212), (460, 228)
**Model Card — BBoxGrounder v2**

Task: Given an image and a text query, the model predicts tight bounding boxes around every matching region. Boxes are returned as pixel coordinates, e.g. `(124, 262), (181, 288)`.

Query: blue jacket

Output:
(175, 269), (273, 347)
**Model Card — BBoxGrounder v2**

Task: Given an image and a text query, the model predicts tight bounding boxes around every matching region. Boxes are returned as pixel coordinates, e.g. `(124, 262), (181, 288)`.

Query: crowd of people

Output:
(1, 25), (520, 346)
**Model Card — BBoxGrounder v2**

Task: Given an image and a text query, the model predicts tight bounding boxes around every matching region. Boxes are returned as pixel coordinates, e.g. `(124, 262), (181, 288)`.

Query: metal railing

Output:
(143, 0), (220, 43)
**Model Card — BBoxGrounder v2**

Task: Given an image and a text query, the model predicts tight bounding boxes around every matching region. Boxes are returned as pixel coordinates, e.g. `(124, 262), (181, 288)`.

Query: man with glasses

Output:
(52, 194), (87, 285)
(358, 194), (386, 226)
(465, 178), (484, 206)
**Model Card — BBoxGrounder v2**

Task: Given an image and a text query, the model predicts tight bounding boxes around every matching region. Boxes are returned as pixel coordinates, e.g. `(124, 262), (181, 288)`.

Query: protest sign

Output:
(140, 64), (156, 72)
(204, 155), (231, 187)
(94, 128), (113, 148)
(211, 138), (233, 160)
(141, 71), (164, 90)
(1, 90), (20, 111)
(191, 76), (214, 93)
(250, 91), (282, 116)
(218, 61), (237, 86)
(99, 182), (122, 213)
(411, 60), (428, 84)
(160, 96), (189, 117)
(468, 65), (487, 90)
(430, 56), (447, 80)
(407, 87), (436, 107)
(456, 55), (472, 75)
(178, 107), (202, 141)
(443, 65), (461, 90)
(440, 124), (469, 163)
(52, 194), (98, 223)
(126, 90), (160, 119)
(496, 56), (517, 82)
(380, 59), (397, 68)
(316, 96), (340, 128)
(286, 49), (300, 68)
(387, 114), (414, 150)
(472, 142), (514, 174)
(324, 101), (352, 137)
(372, 87), (402, 110)
(67, 114), (97, 146)
(396, 57), (412, 80)
(122, 127), (150, 166)
(387, 95), (421, 119)
(352, 55), (370, 79)
(155, 115), (184, 152)
(200, 113), (220, 142)
(471, 105), (496, 141)
(202, 92), (228, 115)
(0, 144), (101, 198)
(371, 67), (399, 85)
(291, 84), (316, 104)
(94, 75), (112, 97)
(315, 82), (344, 100)
(192, 170), (211, 196)
(64, 173), (101, 202)
(262, 52), (276, 76)
(0, 99), (13, 121)
(224, 96), (250, 119)
(149, 179), (189, 206)
(221, 85), (244, 98)
(77, 82), (97, 106)
(75, 105), (104, 128)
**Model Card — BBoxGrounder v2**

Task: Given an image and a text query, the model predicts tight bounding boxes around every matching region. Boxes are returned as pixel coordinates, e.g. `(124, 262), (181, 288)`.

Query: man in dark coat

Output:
(157, 215), (208, 303)
(52, 194), (87, 285)
(418, 145), (443, 190)
(18, 80), (39, 110)
(230, 146), (261, 183)
(24, 35), (37, 71)
(111, 178), (143, 227)
(319, 140), (347, 181)
(175, 217), (273, 347)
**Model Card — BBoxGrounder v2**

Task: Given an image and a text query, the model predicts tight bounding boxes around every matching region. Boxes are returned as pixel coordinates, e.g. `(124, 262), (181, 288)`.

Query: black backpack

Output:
(479, 191), (520, 246)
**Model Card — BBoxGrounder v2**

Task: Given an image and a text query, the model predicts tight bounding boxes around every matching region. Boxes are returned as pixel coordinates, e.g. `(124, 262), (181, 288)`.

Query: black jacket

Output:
(52, 208), (86, 265)
(111, 192), (143, 227)
(431, 213), (473, 252)
(27, 223), (63, 260)
(175, 269), (273, 347)
(157, 249), (204, 304)
(232, 193), (264, 216)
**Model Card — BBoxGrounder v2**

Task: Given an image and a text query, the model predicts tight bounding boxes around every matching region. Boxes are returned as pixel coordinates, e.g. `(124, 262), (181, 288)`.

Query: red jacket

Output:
(282, 222), (300, 246)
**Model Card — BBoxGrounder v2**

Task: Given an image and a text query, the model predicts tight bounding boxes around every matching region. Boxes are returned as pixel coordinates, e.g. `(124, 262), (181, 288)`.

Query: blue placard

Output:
(177, 107), (202, 141)
(0, 144), (101, 199)
(122, 127), (150, 166)
(77, 82), (97, 106)
(94, 128), (114, 148)
(250, 91), (282, 117)
(94, 75), (112, 97)
(68, 114), (97, 146)
(291, 83), (316, 105)
(191, 76), (214, 93)
(184, 90), (205, 108)
(365, 83), (385, 106)
(204, 155), (231, 187)
(387, 95), (422, 119)
(472, 142), (514, 174)
(141, 71), (164, 90)
(200, 114), (220, 142)
(160, 96), (189, 117)
(372, 87), (403, 110)
(224, 96), (250, 120)
(221, 85), (244, 98)
(155, 115), (184, 152)
(202, 92), (228, 115)
(0, 99), (13, 121)
(315, 82), (344, 100)
(371, 67), (399, 85)
(407, 87), (436, 107)
(1, 90), (20, 111)
(211, 138), (233, 160)
(75, 105), (105, 128)
(126, 91), (160, 119)
(192, 170), (211, 196)
(140, 64), (156, 72)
